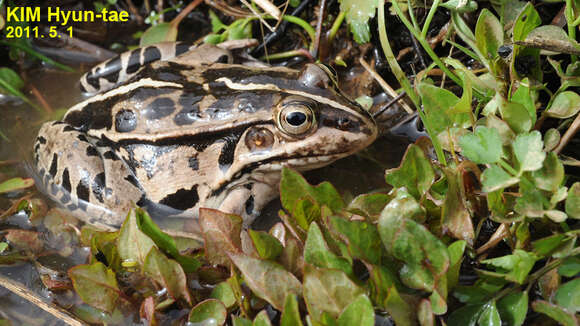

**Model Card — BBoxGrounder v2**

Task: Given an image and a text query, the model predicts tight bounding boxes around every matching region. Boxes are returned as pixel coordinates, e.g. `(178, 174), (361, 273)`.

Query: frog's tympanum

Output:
(32, 42), (377, 235)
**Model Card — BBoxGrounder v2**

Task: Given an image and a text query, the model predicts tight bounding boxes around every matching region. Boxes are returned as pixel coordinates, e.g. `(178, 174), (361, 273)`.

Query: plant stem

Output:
(280, 15), (316, 46)
(390, 0), (462, 88)
(421, 0), (441, 38)
(377, 0), (447, 165)
(328, 11), (346, 43)
(565, 0), (578, 62)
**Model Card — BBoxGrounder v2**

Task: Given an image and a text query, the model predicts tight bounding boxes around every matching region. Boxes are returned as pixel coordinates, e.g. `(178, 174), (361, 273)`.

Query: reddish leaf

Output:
(144, 247), (192, 305)
(69, 262), (124, 313)
(199, 208), (243, 266)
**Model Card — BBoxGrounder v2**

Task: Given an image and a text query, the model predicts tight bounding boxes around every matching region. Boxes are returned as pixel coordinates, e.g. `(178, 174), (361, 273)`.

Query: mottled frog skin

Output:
(33, 42), (378, 235)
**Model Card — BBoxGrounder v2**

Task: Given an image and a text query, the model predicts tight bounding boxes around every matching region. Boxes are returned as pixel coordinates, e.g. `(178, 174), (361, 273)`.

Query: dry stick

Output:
(476, 223), (509, 255)
(312, 0), (327, 59)
(0, 274), (86, 326)
(29, 85), (53, 114)
(157, 0), (164, 22)
(239, 0), (276, 32)
(554, 112), (580, 154)
(125, 0), (144, 24)
(171, 0), (204, 28)
(359, 58), (414, 115)
(253, 0), (281, 20)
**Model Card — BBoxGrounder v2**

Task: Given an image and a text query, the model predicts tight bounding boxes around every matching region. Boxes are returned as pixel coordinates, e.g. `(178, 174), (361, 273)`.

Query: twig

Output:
(250, 0), (311, 57)
(373, 91), (408, 119)
(29, 85), (53, 114)
(312, 0), (327, 59)
(554, 112), (580, 154)
(476, 223), (509, 255)
(253, 0), (281, 20)
(240, 0), (276, 32)
(125, 0), (144, 24)
(411, 34), (427, 69)
(0, 274), (86, 326)
(170, 0), (204, 27)
(359, 57), (414, 114)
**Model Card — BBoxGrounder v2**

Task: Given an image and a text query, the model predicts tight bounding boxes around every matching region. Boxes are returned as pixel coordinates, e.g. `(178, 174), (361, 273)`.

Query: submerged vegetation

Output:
(0, 0), (580, 325)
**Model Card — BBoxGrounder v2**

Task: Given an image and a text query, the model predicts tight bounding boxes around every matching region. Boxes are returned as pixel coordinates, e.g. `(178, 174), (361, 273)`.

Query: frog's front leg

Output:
(33, 122), (145, 229)
(216, 180), (278, 227)
(80, 42), (232, 95)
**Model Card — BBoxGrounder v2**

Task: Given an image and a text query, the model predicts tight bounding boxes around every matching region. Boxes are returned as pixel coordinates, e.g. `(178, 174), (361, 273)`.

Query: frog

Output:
(32, 42), (378, 236)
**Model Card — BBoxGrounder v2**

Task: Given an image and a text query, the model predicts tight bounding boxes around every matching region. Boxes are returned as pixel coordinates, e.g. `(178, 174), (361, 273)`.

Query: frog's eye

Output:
(278, 101), (316, 135)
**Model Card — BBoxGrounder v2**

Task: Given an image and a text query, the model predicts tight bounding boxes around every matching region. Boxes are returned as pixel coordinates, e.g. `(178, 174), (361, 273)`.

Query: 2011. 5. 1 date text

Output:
(5, 26), (73, 39)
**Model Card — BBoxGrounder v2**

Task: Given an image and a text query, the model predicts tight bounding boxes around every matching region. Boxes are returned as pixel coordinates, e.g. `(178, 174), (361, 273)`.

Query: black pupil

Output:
(286, 111), (307, 126)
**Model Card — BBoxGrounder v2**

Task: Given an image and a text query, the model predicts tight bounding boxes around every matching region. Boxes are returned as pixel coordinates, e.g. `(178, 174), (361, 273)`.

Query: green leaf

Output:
(459, 127), (503, 164)
(475, 9), (503, 60)
(339, 0), (377, 43)
(303, 265), (364, 320)
(544, 128), (561, 151)
(280, 167), (344, 216)
(514, 186), (546, 218)
(140, 22), (178, 46)
(513, 131), (546, 172)
(555, 278), (580, 313)
(545, 91), (580, 119)
(304, 222), (352, 276)
(228, 252), (302, 311)
(117, 210), (156, 267)
(446, 303), (485, 326)
(228, 20), (252, 40)
(136, 208), (201, 272)
(559, 256), (580, 277)
(531, 152), (564, 191)
(532, 300), (578, 326)
(500, 101), (533, 133)
(481, 249), (538, 284)
(188, 299), (227, 325)
(566, 183), (580, 219)
(441, 168), (475, 244)
(337, 295), (374, 326)
(253, 310), (272, 326)
(249, 229), (283, 260)
(367, 264), (415, 326)
(346, 193), (391, 222)
(0, 67), (24, 94)
(418, 82), (465, 135)
(233, 317), (253, 326)
(511, 79), (537, 125)
(293, 197), (321, 231)
(69, 262), (123, 313)
(477, 301), (501, 326)
(0, 177), (34, 194)
(384, 144), (435, 199)
(481, 165), (519, 192)
(330, 216), (383, 265)
(208, 10), (226, 33)
(512, 3), (541, 42)
(378, 189), (449, 292)
(532, 234), (572, 257)
(281, 295), (304, 326)
(484, 115), (515, 145)
(210, 282), (236, 308)
(447, 240), (467, 291)
(497, 291), (528, 326)
(144, 247), (192, 304)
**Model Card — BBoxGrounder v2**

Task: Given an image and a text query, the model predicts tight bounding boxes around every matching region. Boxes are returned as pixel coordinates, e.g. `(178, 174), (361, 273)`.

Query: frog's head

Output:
(230, 63), (378, 176)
